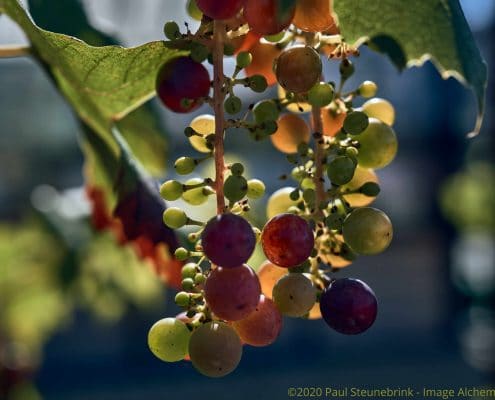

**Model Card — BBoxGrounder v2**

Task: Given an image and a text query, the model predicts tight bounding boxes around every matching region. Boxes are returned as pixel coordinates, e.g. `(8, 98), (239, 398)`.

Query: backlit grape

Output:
(204, 264), (261, 321)
(272, 273), (316, 317)
(356, 118), (398, 169)
(275, 46), (322, 93)
(278, 85), (312, 113)
(245, 41), (281, 86)
(189, 114), (215, 153)
(321, 106), (346, 137)
(156, 57), (210, 113)
(327, 156), (356, 185)
(266, 187), (299, 219)
(293, 0), (336, 32)
(258, 260), (287, 298)
(232, 295), (282, 346)
(342, 207), (393, 255)
(189, 321), (242, 377)
(341, 166), (379, 207)
(320, 278), (377, 334)
(244, 0), (296, 35)
(362, 98), (395, 125)
(182, 178), (213, 206)
(261, 213), (314, 268)
(148, 318), (191, 362)
(202, 213), (256, 268)
(270, 114), (311, 154)
(196, 0), (243, 20)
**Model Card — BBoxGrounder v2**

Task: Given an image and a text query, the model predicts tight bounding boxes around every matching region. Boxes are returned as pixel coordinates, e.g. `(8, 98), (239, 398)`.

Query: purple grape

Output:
(320, 278), (377, 335)
(201, 213), (256, 268)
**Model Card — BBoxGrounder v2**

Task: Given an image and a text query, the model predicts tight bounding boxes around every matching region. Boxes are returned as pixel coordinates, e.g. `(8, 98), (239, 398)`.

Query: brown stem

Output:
(311, 105), (326, 218)
(212, 20), (226, 214)
(0, 45), (30, 58)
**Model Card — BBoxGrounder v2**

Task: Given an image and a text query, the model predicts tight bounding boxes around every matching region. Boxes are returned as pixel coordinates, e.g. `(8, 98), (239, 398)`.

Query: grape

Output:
(358, 80), (378, 98)
(293, 0), (336, 32)
(321, 106), (346, 137)
(236, 51), (252, 69)
(341, 166), (379, 207)
(266, 187), (299, 219)
(272, 273), (316, 317)
(175, 156), (196, 175)
(261, 214), (314, 268)
(230, 163), (244, 176)
(189, 321), (242, 377)
(196, 0), (243, 20)
(232, 295), (282, 346)
(148, 318), (191, 362)
(308, 302), (322, 319)
(248, 75), (268, 93)
(182, 178), (212, 206)
(164, 21), (180, 40)
(275, 46), (322, 93)
(156, 57), (210, 113)
(201, 213), (256, 268)
(253, 100), (280, 123)
(320, 278), (378, 335)
(316, 235), (355, 268)
(278, 85), (312, 113)
(187, 0), (203, 21)
(339, 59), (354, 79)
(160, 180), (183, 201)
(224, 175), (248, 202)
(244, 0), (296, 35)
(245, 41), (281, 86)
(342, 207), (393, 255)
(258, 260), (287, 298)
(204, 264), (261, 321)
(224, 95), (242, 115)
(362, 98), (395, 125)
(343, 111), (369, 135)
(356, 118), (398, 169)
(270, 114), (311, 154)
(308, 82), (334, 107)
(163, 207), (187, 229)
(247, 179), (266, 199)
(175, 291), (190, 307)
(327, 156), (356, 185)
(188, 114), (215, 153)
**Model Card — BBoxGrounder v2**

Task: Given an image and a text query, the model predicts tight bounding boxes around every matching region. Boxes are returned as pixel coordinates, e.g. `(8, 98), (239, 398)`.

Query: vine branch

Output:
(212, 20), (226, 214)
(311, 105), (326, 218)
(0, 45), (31, 58)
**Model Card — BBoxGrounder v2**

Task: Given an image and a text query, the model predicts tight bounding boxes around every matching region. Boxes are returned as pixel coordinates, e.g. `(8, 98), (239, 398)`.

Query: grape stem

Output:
(0, 45), (31, 58)
(212, 20), (227, 214)
(311, 104), (326, 219)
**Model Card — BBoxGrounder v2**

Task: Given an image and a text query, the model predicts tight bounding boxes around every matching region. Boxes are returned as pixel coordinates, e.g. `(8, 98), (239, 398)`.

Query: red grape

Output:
(244, 0), (296, 35)
(156, 57), (210, 113)
(275, 46), (322, 93)
(261, 213), (314, 268)
(196, 0), (243, 20)
(320, 278), (377, 335)
(204, 264), (261, 321)
(201, 213), (256, 268)
(232, 295), (282, 346)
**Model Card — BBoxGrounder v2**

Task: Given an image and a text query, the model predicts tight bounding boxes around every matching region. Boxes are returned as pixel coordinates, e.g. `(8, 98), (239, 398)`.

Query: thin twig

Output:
(0, 45), (31, 58)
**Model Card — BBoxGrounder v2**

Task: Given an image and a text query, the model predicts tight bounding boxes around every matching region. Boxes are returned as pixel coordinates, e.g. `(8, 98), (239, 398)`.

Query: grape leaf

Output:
(1, 0), (186, 148)
(334, 0), (488, 136)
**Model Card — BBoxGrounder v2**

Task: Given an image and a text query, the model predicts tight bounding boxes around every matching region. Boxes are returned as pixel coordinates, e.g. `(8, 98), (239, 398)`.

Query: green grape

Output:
(182, 178), (213, 205)
(224, 175), (248, 202)
(342, 207), (393, 255)
(272, 273), (316, 317)
(224, 96), (242, 115)
(181, 262), (199, 279)
(325, 198), (347, 230)
(189, 321), (242, 377)
(230, 162), (244, 176)
(182, 278), (195, 291)
(248, 75), (268, 92)
(362, 98), (395, 125)
(341, 166), (379, 207)
(148, 318), (191, 362)
(164, 21), (180, 40)
(236, 51), (252, 68)
(163, 207), (188, 229)
(301, 177), (316, 190)
(345, 146), (359, 160)
(190, 42), (209, 63)
(160, 180), (183, 201)
(253, 100), (279, 123)
(175, 247), (189, 260)
(308, 82), (334, 107)
(264, 32), (285, 42)
(360, 182), (381, 197)
(327, 156), (357, 185)
(194, 273), (206, 285)
(247, 179), (266, 199)
(266, 187), (299, 219)
(339, 59), (354, 79)
(175, 157), (196, 175)
(289, 189), (300, 201)
(356, 118), (398, 169)
(187, 0), (203, 20)
(175, 291), (190, 307)
(343, 111), (369, 135)
(223, 43), (235, 56)
(359, 80), (377, 98)
(291, 166), (307, 182)
(189, 114), (215, 153)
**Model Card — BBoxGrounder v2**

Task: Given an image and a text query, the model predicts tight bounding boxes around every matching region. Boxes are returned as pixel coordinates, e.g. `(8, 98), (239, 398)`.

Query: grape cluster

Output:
(148, 0), (398, 377)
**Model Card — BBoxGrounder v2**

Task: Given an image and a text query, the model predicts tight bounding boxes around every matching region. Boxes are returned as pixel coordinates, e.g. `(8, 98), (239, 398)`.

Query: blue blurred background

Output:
(0, 1), (494, 399)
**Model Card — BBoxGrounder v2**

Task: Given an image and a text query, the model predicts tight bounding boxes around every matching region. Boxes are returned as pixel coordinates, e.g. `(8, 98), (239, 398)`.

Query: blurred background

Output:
(0, 1), (494, 399)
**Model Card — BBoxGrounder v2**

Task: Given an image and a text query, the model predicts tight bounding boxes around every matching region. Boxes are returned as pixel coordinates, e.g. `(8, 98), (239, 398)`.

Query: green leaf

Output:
(334, 0), (488, 136)
(2, 0), (185, 146)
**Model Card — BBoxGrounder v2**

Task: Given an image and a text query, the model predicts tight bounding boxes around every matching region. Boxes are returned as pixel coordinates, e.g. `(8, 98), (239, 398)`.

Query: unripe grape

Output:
(321, 106), (346, 137)
(360, 182), (381, 197)
(174, 157), (196, 175)
(163, 207), (188, 229)
(182, 278), (195, 291)
(327, 156), (357, 185)
(175, 247), (189, 260)
(278, 85), (311, 113)
(258, 260), (287, 298)
(247, 179), (266, 199)
(343, 111), (369, 135)
(272, 273), (316, 317)
(188, 114), (215, 153)
(362, 98), (395, 125)
(244, 0), (296, 35)
(224, 175), (248, 202)
(181, 263), (199, 279)
(341, 166), (379, 207)
(339, 59), (355, 79)
(270, 114), (311, 154)
(342, 207), (393, 255)
(359, 80), (378, 98)
(264, 32), (285, 42)
(196, 0), (243, 20)
(182, 178), (212, 206)
(308, 82), (334, 107)
(266, 187), (299, 219)
(190, 42), (209, 63)
(175, 291), (190, 307)
(148, 318), (191, 362)
(230, 162), (244, 176)
(224, 96), (242, 115)
(164, 21), (180, 40)
(194, 273), (206, 285)
(275, 46), (322, 93)
(245, 41), (281, 87)
(356, 118), (398, 169)
(188, 322), (242, 377)
(187, 0), (203, 20)
(301, 177), (316, 190)
(253, 100), (279, 123)
(236, 51), (252, 68)
(248, 75), (268, 92)
(160, 180), (183, 201)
